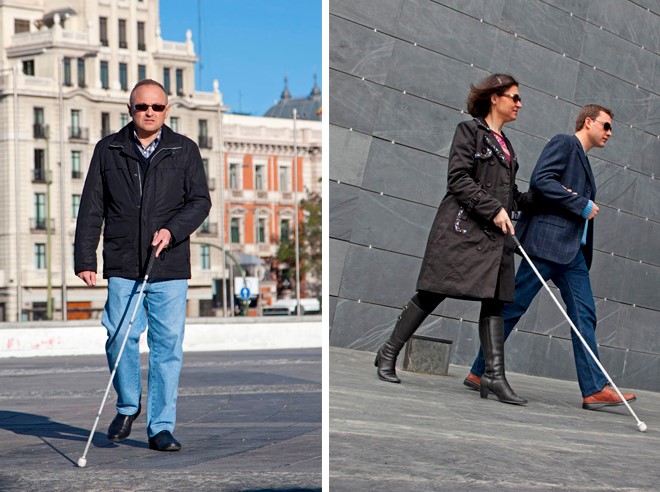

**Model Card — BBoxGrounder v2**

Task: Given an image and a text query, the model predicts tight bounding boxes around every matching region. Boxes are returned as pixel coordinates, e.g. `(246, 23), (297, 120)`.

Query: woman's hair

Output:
(466, 74), (519, 117)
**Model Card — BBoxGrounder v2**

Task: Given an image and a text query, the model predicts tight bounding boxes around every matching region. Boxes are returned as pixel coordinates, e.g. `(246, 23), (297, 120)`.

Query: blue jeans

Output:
(469, 250), (607, 397)
(102, 277), (188, 437)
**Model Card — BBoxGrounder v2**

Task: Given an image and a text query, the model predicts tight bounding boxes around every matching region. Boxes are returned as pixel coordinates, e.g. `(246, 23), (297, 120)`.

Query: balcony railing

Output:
(33, 124), (47, 139)
(198, 222), (218, 235)
(281, 192), (293, 201)
(69, 127), (89, 141)
(72, 170), (83, 180)
(30, 218), (55, 232)
(198, 136), (212, 149)
(32, 169), (50, 183)
(255, 190), (269, 200)
(7, 29), (91, 58)
(230, 189), (243, 198)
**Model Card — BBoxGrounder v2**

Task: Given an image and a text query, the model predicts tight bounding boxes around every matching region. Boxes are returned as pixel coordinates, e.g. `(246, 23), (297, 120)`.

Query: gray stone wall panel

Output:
(372, 88), (465, 155)
(361, 139), (448, 207)
(329, 70), (382, 134)
(329, 238), (350, 297)
(329, 0), (405, 34)
(349, 191), (435, 258)
(580, 23), (656, 90)
(397, 0), (499, 68)
(384, 41), (489, 108)
(337, 244), (421, 307)
(329, 181), (359, 241)
(329, 125), (371, 186)
(330, 16), (396, 84)
(586, 0), (660, 53)
(500, 0), (586, 59)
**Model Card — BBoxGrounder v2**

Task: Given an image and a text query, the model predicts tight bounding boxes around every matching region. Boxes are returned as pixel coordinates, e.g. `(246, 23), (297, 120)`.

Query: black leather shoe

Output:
(148, 430), (181, 452)
(107, 405), (141, 442)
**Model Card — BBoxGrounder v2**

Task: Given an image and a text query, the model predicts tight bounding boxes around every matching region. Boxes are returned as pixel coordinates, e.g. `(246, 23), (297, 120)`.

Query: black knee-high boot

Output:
(374, 300), (428, 383)
(479, 316), (527, 405)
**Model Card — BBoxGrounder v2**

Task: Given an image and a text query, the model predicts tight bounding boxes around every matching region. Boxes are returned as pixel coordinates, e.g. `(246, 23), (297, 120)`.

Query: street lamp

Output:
(214, 80), (228, 317)
(45, 124), (54, 319)
(292, 109), (302, 317)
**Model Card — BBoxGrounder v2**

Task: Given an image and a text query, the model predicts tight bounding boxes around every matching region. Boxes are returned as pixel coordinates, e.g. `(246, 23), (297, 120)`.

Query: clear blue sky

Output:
(158, 0), (322, 116)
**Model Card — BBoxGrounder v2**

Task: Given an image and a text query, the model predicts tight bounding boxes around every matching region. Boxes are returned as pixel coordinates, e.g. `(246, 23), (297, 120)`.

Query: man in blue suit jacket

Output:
(465, 104), (637, 409)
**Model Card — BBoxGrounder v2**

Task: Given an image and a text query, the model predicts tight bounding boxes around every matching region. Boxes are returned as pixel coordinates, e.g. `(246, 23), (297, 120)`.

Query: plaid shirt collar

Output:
(132, 128), (162, 159)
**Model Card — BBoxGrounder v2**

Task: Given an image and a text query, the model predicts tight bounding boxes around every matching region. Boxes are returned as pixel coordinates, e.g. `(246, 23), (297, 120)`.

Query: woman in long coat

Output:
(375, 74), (534, 405)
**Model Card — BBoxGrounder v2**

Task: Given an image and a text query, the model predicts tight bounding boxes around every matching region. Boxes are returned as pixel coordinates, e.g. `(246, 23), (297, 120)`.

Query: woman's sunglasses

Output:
(131, 103), (167, 112)
(501, 93), (521, 104)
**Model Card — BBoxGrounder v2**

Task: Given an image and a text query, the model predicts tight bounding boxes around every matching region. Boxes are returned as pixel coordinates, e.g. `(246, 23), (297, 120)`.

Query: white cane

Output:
(509, 233), (646, 433)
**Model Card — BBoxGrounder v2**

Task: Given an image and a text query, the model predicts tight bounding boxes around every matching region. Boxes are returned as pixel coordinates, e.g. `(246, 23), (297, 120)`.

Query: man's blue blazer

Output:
(517, 134), (596, 269)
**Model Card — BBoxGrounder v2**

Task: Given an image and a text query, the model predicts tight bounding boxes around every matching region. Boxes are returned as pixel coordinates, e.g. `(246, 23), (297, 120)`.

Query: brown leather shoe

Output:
(463, 372), (481, 391)
(582, 385), (637, 410)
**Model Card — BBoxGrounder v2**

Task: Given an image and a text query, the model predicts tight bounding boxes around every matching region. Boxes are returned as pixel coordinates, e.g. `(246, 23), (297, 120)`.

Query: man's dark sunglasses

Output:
(593, 120), (613, 132)
(132, 103), (167, 112)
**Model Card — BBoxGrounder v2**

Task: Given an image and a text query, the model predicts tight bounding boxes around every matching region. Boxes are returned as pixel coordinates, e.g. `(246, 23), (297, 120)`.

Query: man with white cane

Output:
(464, 104), (637, 410)
(75, 79), (211, 455)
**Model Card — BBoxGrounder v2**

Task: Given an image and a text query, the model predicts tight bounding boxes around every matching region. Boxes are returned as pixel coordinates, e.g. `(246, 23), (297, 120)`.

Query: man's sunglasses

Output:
(593, 119), (613, 132)
(131, 103), (167, 112)
(501, 93), (521, 104)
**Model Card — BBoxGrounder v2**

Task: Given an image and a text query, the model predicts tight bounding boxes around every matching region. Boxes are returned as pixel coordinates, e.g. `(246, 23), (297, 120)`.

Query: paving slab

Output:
(0, 349), (321, 491)
(330, 347), (660, 491)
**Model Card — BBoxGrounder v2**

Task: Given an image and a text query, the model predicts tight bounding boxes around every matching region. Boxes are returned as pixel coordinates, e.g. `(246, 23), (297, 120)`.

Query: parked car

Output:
(262, 298), (321, 316)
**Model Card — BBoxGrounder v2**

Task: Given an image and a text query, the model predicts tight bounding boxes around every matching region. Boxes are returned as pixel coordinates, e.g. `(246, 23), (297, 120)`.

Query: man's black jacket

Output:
(74, 123), (212, 280)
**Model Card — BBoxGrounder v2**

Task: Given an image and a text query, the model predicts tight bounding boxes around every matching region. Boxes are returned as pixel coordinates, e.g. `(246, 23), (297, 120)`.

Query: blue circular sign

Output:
(239, 287), (251, 299)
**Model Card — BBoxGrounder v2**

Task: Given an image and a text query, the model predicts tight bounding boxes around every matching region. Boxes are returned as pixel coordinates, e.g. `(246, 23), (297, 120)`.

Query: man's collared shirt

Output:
(132, 128), (162, 159)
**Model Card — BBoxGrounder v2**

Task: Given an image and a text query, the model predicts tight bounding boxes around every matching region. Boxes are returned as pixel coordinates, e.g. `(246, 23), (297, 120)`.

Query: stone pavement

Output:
(330, 347), (660, 491)
(0, 349), (321, 491)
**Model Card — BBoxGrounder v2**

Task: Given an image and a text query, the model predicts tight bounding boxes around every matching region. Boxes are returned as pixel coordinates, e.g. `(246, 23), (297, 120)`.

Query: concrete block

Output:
(402, 334), (452, 376)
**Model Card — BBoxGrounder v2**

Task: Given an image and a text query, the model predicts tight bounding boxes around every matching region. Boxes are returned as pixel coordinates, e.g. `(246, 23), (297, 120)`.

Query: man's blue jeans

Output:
(102, 277), (188, 437)
(469, 250), (607, 397)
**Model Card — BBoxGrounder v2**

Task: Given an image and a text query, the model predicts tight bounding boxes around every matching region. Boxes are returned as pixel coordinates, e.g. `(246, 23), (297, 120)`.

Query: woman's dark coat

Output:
(416, 118), (533, 302)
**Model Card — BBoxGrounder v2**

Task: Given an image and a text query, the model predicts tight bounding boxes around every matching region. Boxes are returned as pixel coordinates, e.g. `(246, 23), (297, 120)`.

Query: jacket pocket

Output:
(103, 221), (132, 267)
(538, 215), (567, 228)
(452, 207), (470, 236)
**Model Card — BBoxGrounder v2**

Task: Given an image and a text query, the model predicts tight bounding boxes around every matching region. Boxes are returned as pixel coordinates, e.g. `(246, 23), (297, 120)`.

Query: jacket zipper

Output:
(136, 161), (142, 198)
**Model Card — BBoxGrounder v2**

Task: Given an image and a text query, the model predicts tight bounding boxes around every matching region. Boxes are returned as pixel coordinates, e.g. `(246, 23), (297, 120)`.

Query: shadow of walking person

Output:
(0, 410), (147, 466)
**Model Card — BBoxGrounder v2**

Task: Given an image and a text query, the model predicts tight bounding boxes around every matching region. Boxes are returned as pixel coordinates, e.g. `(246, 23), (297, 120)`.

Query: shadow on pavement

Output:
(0, 410), (147, 465)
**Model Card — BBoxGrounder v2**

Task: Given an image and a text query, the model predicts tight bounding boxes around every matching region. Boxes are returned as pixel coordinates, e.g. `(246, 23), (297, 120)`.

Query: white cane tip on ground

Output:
(637, 422), (648, 433)
(77, 457), (87, 468)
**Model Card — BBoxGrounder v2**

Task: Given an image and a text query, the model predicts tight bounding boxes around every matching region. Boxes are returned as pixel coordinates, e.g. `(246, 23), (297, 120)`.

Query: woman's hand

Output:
(493, 208), (515, 235)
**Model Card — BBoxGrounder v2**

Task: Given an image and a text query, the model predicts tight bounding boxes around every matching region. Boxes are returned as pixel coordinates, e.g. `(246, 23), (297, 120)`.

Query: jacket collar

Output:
(108, 122), (184, 166)
(110, 122), (183, 152)
(475, 117), (516, 166)
(573, 135), (596, 191)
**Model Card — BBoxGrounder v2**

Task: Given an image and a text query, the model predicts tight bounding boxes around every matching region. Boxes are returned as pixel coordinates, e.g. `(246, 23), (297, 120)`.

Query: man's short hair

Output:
(129, 79), (168, 105)
(575, 104), (613, 132)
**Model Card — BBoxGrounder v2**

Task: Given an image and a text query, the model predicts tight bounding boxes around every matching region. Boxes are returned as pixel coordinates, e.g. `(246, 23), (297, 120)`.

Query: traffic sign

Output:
(239, 287), (251, 300)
